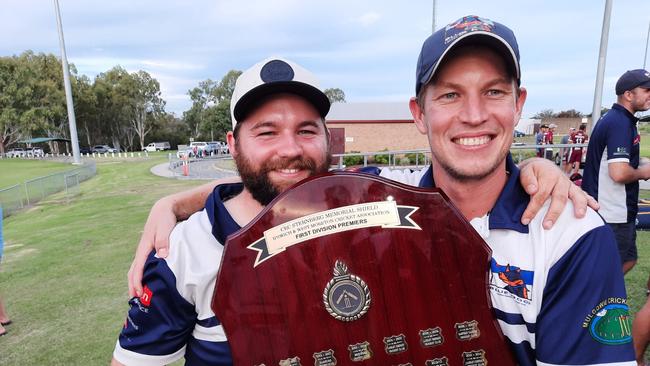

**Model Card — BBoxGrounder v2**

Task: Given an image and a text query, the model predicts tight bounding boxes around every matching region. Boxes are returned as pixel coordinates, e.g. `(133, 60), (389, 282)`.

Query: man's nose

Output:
(276, 133), (303, 158)
(459, 94), (488, 125)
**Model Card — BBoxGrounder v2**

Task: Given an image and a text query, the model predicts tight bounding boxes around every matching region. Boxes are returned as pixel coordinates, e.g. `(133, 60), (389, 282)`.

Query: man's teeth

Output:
(456, 136), (491, 146)
(279, 168), (299, 174)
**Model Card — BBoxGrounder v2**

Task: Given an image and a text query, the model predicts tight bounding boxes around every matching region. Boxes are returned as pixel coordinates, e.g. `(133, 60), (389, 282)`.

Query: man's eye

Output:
(487, 89), (505, 96)
(298, 129), (317, 135)
(442, 92), (457, 99)
(257, 131), (275, 136)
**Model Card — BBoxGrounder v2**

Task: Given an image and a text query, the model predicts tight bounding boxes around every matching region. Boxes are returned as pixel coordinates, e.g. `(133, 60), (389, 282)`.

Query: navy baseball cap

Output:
(415, 15), (521, 95)
(615, 69), (650, 95)
(230, 57), (330, 129)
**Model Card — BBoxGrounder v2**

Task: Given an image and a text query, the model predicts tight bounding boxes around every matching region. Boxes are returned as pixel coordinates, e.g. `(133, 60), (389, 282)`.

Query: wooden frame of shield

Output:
(212, 172), (516, 365)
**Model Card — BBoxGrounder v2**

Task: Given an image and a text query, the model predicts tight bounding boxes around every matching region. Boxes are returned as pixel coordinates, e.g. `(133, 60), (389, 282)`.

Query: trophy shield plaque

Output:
(212, 172), (516, 365)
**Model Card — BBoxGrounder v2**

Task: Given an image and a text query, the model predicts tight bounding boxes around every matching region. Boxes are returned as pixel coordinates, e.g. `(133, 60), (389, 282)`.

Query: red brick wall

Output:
(326, 121), (429, 152)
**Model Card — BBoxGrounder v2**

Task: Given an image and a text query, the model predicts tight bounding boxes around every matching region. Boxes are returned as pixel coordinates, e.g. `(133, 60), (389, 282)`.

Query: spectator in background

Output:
(561, 127), (576, 174)
(583, 69), (650, 275)
(536, 124), (548, 157)
(568, 124), (589, 177)
(0, 207), (12, 337)
(548, 123), (557, 144)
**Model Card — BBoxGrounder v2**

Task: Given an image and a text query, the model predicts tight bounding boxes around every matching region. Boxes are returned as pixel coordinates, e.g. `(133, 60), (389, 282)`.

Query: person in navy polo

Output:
(583, 69), (650, 275)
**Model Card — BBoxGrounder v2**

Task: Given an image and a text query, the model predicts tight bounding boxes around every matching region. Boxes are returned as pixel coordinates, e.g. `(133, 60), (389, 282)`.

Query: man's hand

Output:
(519, 157), (599, 229)
(127, 179), (235, 298)
(128, 197), (177, 298)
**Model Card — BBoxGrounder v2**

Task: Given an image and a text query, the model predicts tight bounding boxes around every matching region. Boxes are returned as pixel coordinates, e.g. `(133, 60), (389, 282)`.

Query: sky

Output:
(1, 0), (649, 118)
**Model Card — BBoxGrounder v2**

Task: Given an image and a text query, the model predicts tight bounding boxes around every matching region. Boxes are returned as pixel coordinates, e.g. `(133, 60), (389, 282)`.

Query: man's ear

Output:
(409, 97), (428, 135)
(226, 131), (237, 158)
(514, 87), (528, 122)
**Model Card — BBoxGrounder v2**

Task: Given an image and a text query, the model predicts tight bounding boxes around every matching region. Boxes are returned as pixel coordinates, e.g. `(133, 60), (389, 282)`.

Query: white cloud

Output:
(1, 0), (649, 116)
(356, 12), (382, 27)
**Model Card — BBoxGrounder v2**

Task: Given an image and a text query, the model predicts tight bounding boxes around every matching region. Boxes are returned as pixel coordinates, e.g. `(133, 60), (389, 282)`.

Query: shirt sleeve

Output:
(606, 122), (632, 163)
(113, 251), (197, 366)
(534, 225), (636, 365)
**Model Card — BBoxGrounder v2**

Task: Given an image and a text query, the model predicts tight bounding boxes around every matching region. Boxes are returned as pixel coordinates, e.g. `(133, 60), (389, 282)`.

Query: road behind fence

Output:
(0, 161), (97, 218)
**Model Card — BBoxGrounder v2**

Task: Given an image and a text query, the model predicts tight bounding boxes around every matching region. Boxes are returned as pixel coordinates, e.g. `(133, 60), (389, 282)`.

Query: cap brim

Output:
(420, 33), (520, 90)
(233, 81), (331, 123)
(638, 80), (650, 90)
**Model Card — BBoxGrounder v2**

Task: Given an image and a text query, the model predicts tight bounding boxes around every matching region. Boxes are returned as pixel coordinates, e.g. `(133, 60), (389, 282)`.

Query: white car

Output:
(143, 142), (170, 152)
(92, 145), (118, 154)
(26, 147), (44, 157)
(5, 148), (26, 158)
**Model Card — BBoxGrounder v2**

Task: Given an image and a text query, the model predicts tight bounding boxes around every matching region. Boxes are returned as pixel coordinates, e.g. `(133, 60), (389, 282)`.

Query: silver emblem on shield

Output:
(323, 260), (371, 321)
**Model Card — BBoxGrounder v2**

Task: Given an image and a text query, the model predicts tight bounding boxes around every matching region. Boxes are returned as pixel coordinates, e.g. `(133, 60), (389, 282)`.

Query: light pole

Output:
(641, 21), (650, 122)
(590, 0), (613, 130)
(54, 0), (81, 164)
(431, 0), (437, 34)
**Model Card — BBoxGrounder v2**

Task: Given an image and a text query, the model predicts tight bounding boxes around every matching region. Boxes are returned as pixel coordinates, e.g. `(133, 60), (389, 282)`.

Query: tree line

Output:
(0, 50), (339, 154)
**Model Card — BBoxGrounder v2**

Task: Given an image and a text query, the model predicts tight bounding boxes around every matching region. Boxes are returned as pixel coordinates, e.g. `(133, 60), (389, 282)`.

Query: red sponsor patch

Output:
(634, 134), (641, 145)
(140, 286), (153, 307)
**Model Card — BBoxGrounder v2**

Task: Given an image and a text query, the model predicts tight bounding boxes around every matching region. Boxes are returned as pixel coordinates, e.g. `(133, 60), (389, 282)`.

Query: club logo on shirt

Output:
(140, 286), (153, 307)
(614, 146), (629, 157)
(583, 298), (632, 345)
(489, 260), (534, 304)
(128, 285), (153, 314)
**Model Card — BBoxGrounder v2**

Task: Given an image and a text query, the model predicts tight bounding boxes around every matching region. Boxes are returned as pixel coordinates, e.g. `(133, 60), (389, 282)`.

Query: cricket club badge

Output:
(323, 260), (371, 322)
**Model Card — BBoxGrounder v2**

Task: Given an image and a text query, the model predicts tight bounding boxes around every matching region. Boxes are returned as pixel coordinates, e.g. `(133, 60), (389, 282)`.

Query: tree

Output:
(324, 88), (346, 103)
(533, 109), (555, 119)
(93, 66), (133, 150)
(184, 70), (242, 141)
(555, 109), (583, 118)
(0, 56), (24, 154)
(126, 70), (165, 150)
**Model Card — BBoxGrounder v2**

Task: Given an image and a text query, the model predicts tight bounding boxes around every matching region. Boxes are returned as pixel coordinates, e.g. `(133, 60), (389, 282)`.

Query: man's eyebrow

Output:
(434, 76), (512, 90)
(249, 121), (277, 130)
(297, 120), (322, 128)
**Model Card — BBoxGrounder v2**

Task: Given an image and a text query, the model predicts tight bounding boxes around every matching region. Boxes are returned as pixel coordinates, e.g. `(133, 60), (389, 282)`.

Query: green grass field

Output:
(0, 158), (201, 365)
(0, 155), (649, 364)
(0, 159), (73, 188)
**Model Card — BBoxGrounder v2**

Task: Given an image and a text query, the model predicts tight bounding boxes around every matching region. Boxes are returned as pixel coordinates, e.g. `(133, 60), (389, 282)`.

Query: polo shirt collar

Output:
(205, 182), (244, 243)
(417, 154), (529, 233)
(611, 103), (639, 123)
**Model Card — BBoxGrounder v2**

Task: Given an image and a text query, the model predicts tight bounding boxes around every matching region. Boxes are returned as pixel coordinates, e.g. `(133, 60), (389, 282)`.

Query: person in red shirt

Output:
(568, 124), (589, 176)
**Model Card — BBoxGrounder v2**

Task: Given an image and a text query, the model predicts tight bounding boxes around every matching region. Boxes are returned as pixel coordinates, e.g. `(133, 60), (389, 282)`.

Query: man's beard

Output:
(434, 146), (510, 182)
(235, 152), (331, 205)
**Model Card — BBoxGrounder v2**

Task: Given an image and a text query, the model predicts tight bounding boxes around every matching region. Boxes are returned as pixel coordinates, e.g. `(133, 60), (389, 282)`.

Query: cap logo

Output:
(444, 15), (495, 45)
(260, 59), (295, 83)
(645, 71), (650, 78)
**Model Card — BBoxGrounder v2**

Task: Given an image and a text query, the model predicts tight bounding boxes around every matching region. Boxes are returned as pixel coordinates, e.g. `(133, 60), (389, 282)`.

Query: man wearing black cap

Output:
(407, 15), (634, 365)
(583, 69), (650, 275)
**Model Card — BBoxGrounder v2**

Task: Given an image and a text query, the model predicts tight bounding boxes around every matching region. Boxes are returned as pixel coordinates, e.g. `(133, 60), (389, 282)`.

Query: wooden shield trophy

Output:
(212, 172), (516, 365)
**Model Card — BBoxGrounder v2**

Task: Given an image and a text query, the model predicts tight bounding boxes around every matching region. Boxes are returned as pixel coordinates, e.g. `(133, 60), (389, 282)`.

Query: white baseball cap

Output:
(230, 57), (331, 129)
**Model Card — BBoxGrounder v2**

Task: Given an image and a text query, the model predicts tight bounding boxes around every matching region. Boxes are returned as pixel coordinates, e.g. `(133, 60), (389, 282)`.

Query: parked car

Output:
(513, 130), (526, 137)
(189, 141), (208, 156)
(206, 141), (229, 155)
(79, 146), (92, 154)
(25, 147), (44, 157)
(5, 148), (26, 158)
(143, 142), (170, 152)
(92, 145), (117, 153)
